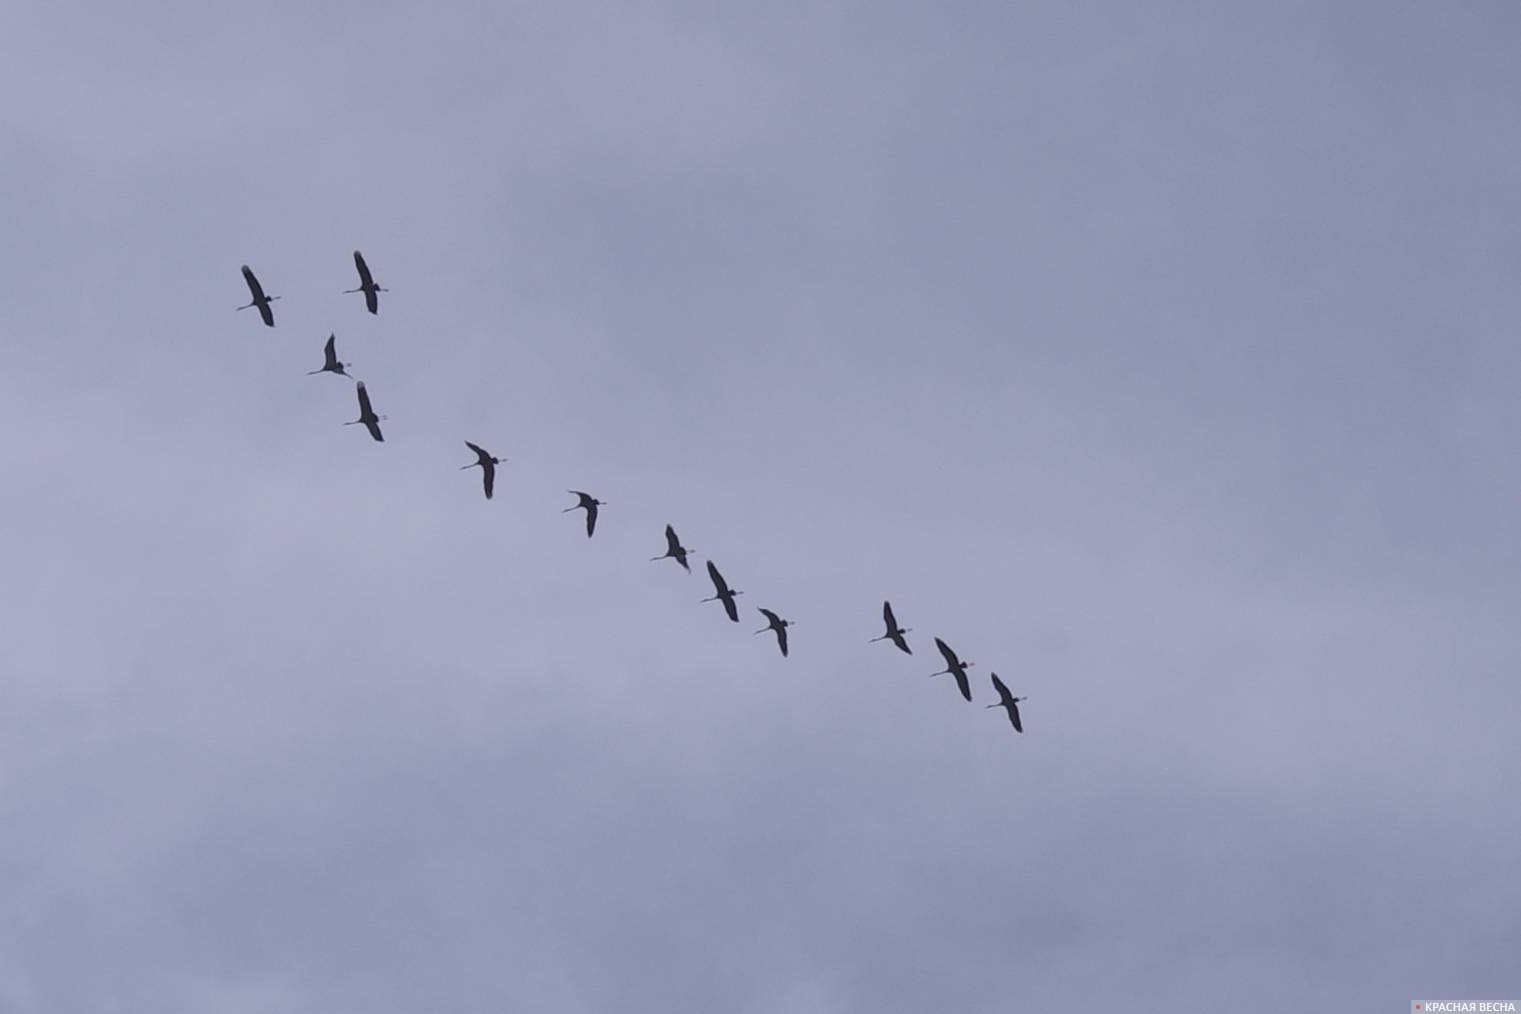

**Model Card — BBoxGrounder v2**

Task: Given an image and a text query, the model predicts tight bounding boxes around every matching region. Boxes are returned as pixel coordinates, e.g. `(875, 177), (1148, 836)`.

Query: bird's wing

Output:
(483, 465), (494, 499)
(990, 672), (1011, 703)
(258, 303), (274, 326)
(356, 382), (374, 415)
(935, 638), (958, 667)
(354, 250), (374, 286)
(324, 334), (338, 366)
(759, 608), (780, 625)
(954, 668), (971, 702)
(891, 631), (912, 654)
(585, 503), (597, 537)
(883, 600), (897, 629)
(241, 265), (264, 299)
(706, 560), (724, 589)
(778, 626), (789, 656)
(465, 440), (487, 460)
(723, 596), (738, 622)
(365, 419), (384, 442)
(665, 525), (680, 552)
(1009, 703), (1023, 733)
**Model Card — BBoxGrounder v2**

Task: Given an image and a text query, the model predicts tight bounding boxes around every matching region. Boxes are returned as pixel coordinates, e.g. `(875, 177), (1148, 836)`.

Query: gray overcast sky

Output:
(2, 2), (1518, 1011)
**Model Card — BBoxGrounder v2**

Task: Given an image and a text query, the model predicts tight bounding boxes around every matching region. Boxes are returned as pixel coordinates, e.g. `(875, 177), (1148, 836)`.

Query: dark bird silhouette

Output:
(701, 560), (744, 622)
(563, 491), (605, 537)
(307, 334), (352, 377)
(651, 524), (691, 572)
(344, 250), (387, 314)
(460, 441), (504, 499)
(930, 637), (975, 702)
(869, 600), (912, 654)
(754, 608), (794, 657)
(344, 381), (385, 442)
(237, 265), (279, 326)
(987, 673), (1027, 733)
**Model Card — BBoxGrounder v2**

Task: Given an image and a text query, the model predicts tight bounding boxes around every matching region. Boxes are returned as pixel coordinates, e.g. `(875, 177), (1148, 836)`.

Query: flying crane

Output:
(701, 561), (744, 622)
(344, 250), (387, 315)
(306, 334), (352, 378)
(344, 381), (386, 442)
(869, 600), (912, 654)
(237, 265), (279, 327)
(563, 491), (605, 537)
(754, 608), (794, 657)
(460, 441), (504, 499)
(651, 524), (691, 572)
(987, 673), (1028, 733)
(930, 638), (975, 702)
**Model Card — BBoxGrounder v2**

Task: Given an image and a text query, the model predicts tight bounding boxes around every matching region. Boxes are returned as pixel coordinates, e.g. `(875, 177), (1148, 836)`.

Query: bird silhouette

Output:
(929, 637), (974, 702)
(987, 673), (1027, 733)
(344, 250), (387, 315)
(651, 524), (691, 572)
(460, 441), (504, 499)
(563, 491), (605, 537)
(869, 600), (912, 654)
(754, 608), (794, 657)
(307, 334), (352, 378)
(237, 265), (279, 326)
(343, 381), (386, 442)
(701, 560), (744, 622)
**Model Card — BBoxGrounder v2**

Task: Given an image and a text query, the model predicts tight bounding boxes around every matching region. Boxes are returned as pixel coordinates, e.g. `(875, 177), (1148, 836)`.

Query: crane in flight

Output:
(869, 600), (912, 654)
(930, 638), (974, 702)
(987, 674), (1027, 733)
(563, 491), (605, 537)
(344, 250), (387, 315)
(651, 524), (691, 572)
(344, 381), (386, 442)
(460, 442), (505, 499)
(701, 561), (744, 622)
(306, 334), (352, 378)
(754, 608), (794, 657)
(237, 265), (279, 327)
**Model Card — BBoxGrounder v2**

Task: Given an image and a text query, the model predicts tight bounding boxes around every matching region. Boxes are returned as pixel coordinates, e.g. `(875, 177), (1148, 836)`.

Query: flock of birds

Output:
(238, 255), (1031, 736)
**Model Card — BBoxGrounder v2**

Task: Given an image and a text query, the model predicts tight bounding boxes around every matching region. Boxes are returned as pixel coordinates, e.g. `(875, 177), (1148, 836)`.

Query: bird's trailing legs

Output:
(869, 627), (911, 644)
(237, 295), (281, 312)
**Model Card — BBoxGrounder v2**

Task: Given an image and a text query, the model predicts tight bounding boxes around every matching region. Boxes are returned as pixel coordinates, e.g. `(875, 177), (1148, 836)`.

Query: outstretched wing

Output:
(883, 600), (898, 631)
(990, 672), (1012, 704)
(241, 265), (265, 301)
(356, 382), (374, 417)
(777, 625), (789, 657)
(323, 334), (339, 368)
(953, 667), (971, 702)
(1007, 701), (1023, 733)
(585, 502), (598, 537)
(890, 629), (912, 654)
(758, 607), (781, 627)
(665, 525), (681, 553)
(364, 418), (384, 442)
(722, 595), (739, 623)
(353, 250), (374, 287)
(482, 462), (494, 499)
(935, 637), (960, 669)
(706, 560), (726, 593)
(465, 440), (489, 462)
